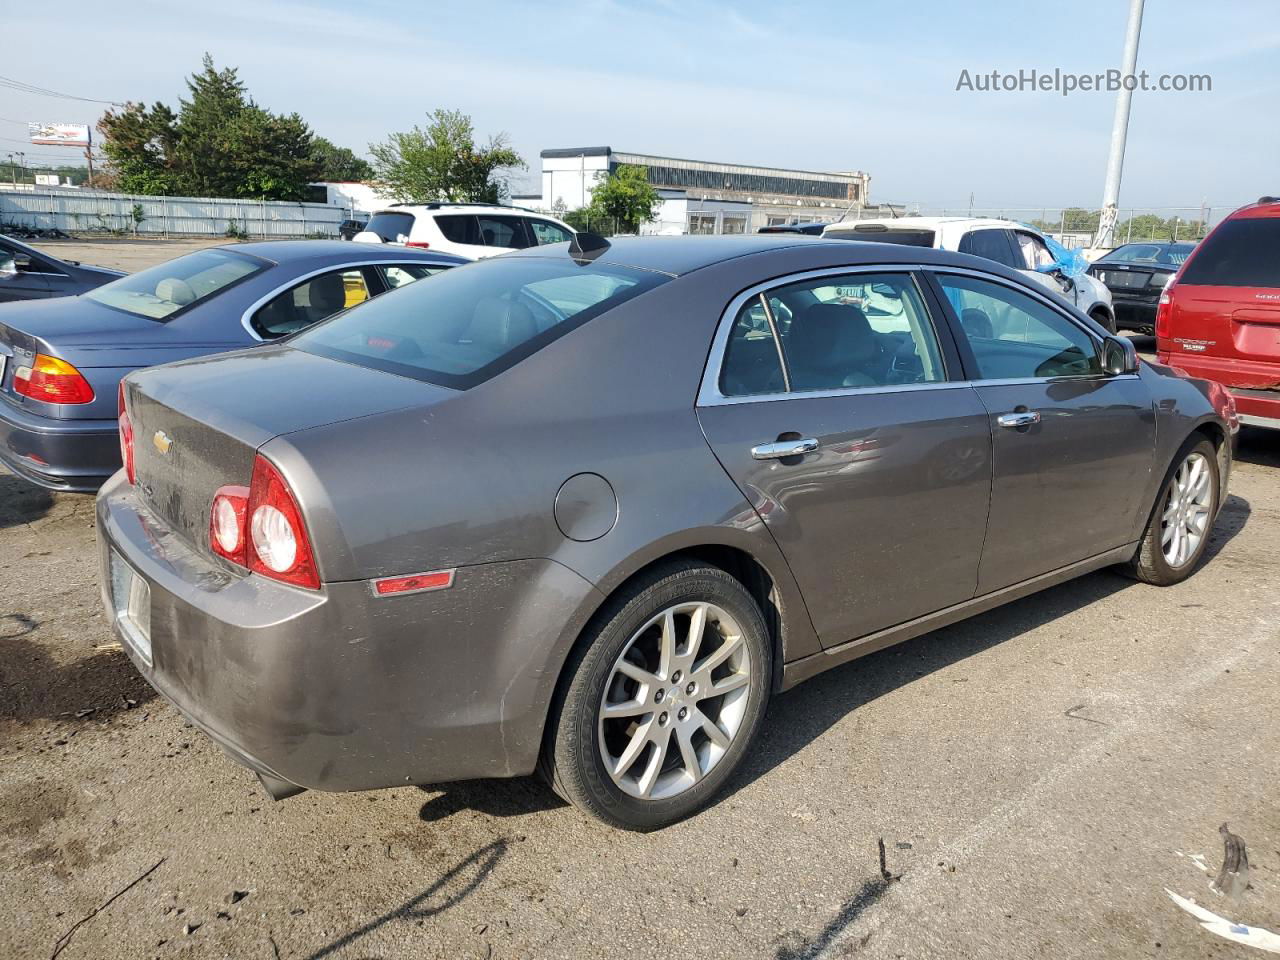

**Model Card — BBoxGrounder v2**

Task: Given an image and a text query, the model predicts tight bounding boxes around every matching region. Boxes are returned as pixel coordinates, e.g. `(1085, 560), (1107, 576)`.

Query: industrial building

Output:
(514, 147), (879, 235)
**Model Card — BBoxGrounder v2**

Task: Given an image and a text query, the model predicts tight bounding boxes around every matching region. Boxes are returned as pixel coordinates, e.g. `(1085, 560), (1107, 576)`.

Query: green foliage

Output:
(562, 206), (619, 236)
(224, 217), (248, 240)
(368, 109), (523, 204)
(97, 54), (324, 200)
(310, 137), (373, 182)
(587, 165), (660, 234)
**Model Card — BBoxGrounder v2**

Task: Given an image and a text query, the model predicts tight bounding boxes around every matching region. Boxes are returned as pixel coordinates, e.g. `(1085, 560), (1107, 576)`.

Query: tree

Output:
(311, 137), (372, 181)
(368, 109), (523, 203)
(98, 55), (320, 200)
(587, 165), (660, 234)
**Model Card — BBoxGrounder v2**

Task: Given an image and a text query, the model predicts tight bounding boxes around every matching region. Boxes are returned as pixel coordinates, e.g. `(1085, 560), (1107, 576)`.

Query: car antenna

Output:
(569, 231), (610, 262)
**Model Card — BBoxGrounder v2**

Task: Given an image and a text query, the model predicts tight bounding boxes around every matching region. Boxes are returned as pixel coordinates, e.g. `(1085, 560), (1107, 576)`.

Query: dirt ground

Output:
(32, 238), (246, 273)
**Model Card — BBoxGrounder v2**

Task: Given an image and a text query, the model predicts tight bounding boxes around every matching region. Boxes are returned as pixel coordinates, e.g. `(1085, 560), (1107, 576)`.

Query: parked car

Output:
(0, 234), (124, 303)
(757, 222), (827, 235)
(352, 203), (577, 259)
(101, 234), (1234, 830)
(337, 219), (367, 241)
(1087, 241), (1196, 334)
(1156, 197), (1280, 430)
(0, 240), (463, 491)
(823, 217), (1117, 330)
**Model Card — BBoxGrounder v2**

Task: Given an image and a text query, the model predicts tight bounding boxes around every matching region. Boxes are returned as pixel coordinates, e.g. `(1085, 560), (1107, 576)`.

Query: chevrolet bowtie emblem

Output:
(153, 430), (172, 455)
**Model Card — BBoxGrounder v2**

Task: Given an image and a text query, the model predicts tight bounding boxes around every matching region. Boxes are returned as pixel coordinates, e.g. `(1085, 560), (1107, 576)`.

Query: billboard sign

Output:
(28, 122), (91, 147)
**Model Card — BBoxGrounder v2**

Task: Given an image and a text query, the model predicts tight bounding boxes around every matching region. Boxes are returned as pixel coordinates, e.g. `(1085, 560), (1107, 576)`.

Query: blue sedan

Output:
(0, 240), (465, 491)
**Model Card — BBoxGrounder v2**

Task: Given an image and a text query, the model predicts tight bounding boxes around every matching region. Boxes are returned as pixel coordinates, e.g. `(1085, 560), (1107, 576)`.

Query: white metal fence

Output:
(0, 186), (350, 238)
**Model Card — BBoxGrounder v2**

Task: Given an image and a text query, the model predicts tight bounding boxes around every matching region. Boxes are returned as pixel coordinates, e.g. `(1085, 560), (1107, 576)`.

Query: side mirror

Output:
(13, 253), (32, 271)
(1102, 336), (1139, 376)
(1050, 268), (1074, 293)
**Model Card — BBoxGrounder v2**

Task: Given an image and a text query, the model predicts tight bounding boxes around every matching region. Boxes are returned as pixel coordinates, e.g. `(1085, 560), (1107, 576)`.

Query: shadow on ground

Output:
(416, 777), (566, 822)
(0, 471), (53, 529)
(1235, 426), (1280, 469)
(0, 616), (157, 723)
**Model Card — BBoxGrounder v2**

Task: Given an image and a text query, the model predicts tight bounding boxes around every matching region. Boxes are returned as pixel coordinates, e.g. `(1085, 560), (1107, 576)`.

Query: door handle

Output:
(996, 411), (1041, 429)
(751, 438), (819, 460)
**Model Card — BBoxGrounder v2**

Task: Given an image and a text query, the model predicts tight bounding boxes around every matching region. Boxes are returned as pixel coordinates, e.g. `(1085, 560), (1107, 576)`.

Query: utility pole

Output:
(85, 127), (96, 188)
(6, 153), (14, 187)
(1093, 0), (1145, 250)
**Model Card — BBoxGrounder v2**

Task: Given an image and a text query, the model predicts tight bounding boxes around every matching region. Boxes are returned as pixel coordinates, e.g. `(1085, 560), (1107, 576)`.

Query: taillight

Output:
(14, 353), (95, 404)
(207, 456), (319, 588)
(210, 485), (250, 564)
(1154, 287), (1174, 340)
(404, 241), (430, 249)
(118, 383), (136, 485)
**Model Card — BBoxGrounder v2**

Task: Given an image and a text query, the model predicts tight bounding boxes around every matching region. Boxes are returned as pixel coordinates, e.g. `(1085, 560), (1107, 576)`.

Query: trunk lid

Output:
(124, 344), (452, 555)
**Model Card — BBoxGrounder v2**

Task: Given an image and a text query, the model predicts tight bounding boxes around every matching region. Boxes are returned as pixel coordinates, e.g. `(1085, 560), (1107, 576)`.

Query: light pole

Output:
(1093, 0), (1146, 250)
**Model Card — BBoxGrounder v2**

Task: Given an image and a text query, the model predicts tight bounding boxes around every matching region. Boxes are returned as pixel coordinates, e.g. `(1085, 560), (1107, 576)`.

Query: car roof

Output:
(211, 239), (469, 266)
(502, 234), (997, 277)
(369, 204), (557, 218)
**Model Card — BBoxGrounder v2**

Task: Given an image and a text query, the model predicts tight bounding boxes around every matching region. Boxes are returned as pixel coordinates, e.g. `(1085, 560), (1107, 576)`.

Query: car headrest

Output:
(155, 278), (196, 306)
(469, 297), (536, 352)
(307, 272), (348, 314)
(787, 302), (875, 370)
(961, 308), (993, 339)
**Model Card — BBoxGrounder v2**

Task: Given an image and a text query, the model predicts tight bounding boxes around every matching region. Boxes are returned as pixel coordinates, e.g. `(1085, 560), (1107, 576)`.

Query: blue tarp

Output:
(1027, 226), (1090, 279)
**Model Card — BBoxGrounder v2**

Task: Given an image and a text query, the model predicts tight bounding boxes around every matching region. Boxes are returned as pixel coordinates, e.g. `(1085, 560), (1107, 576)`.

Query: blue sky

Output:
(3, 0), (1276, 212)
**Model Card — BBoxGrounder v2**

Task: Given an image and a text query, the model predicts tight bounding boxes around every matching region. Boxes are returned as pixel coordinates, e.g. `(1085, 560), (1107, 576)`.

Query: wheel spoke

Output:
(693, 633), (743, 679)
(636, 727), (670, 798)
(617, 658), (660, 687)
(613, 719), (653, 777)
(707, 671), (749, 697)
(675, 726), (702, 784)
(696, 709), (731, 750)
(603, 699), (651, 720)
(658, 610), (676, 679)
(684, 603), (709, 662)
(1162, 521), (1176, 546)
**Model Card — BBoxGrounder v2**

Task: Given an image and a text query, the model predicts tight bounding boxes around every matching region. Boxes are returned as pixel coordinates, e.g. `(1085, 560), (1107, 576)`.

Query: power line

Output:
(0, 74), (125, 107)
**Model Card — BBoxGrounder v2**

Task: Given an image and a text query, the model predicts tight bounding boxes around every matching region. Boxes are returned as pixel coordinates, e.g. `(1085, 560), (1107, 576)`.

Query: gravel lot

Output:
(2, 242), (1278, 959)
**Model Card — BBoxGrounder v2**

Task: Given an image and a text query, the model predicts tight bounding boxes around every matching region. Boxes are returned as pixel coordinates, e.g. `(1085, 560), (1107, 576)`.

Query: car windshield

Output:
(292, 257), (669, 389)
(1101, 243), (1196, 266)
(85, 248), (266, 320)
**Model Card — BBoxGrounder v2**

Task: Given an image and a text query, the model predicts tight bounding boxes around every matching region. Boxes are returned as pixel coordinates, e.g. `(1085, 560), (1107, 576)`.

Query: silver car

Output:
(98, 235), (1236, 830)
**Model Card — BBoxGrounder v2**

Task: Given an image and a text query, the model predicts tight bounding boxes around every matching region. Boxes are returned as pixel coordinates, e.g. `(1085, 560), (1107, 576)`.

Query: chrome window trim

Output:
(238, 260), (450, 342)
(697, 263), (1139, 410)
(698, 263), (953, 408)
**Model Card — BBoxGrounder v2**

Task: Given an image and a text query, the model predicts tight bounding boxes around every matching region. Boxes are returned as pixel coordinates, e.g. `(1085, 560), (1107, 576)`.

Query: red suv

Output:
(1157, 196), (1280, 429)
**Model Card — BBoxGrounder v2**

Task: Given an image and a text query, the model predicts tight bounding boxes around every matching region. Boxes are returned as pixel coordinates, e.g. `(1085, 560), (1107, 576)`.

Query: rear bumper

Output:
(0, 397), (118, 491)
(96, 472), (599, 794)
(1112, 298), (1157, 329)
(1157, 351), (1280, 429)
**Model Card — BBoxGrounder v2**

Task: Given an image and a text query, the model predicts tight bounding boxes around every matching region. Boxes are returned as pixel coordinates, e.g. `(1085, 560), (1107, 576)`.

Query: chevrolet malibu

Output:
(99, 234), (1236, 830)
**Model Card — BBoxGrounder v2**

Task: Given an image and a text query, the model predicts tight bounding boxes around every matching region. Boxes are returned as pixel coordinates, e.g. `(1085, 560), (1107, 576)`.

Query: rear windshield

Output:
(292, 258), (669, 389)
(85, 248), (266, 320)
(1101, 243), (1196, 266)
(827, 227), (936, 247)
(363, 212), (416, 243)
(1180, 218), (1280, 288)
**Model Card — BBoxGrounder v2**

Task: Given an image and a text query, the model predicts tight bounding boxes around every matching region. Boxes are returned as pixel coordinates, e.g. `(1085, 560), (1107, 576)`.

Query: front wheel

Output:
(1127, 437), (1220, 585)
(541, 562), (771, 831)
(1090, 308), (1118, 334)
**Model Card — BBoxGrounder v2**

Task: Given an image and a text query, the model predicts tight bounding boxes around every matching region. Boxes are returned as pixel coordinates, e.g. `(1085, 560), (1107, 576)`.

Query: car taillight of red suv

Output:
(1156, 196), (1280, 430)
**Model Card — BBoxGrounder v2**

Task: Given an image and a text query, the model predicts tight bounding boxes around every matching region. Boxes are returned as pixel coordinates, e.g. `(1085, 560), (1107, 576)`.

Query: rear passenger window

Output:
(938, 274), (1101, 379)
(378, 264), (447, 290)
(959, 229), (1019, 268)
(1180, 218), (1280, 288)
(477, 215), (532, 249)
(252, 269), (370, 339)
(719, 274), (946, 397)
(436, 215), (480, 245)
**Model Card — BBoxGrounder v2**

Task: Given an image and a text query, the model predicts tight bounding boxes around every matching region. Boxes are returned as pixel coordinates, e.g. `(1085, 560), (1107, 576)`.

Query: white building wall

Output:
(538, 154), (610, 211)
(317, 182), (398, 217)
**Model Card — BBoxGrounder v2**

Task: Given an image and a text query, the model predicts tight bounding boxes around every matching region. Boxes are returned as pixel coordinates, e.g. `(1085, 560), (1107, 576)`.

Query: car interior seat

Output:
(468, 297), (536, 355)
(787, 303), (885, 390)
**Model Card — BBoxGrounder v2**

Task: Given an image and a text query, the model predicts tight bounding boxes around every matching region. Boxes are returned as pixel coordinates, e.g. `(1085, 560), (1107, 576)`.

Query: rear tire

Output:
(1126, 436), (1219, 585)
(1091, 308), (1118, 334)
(540, 561), (771, 831)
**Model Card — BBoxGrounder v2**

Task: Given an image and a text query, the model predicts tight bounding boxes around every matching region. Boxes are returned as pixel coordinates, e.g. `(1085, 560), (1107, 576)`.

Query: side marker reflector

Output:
(371, 569), (455, 597)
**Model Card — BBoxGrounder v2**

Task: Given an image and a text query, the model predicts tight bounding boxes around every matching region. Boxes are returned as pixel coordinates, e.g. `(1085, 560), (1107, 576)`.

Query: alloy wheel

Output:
(598, 601), (751, 800)
(1161, 451), (1212, 568)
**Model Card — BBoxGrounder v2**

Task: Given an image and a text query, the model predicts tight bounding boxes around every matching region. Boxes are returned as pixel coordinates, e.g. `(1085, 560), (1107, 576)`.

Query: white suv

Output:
(352, 204), (577, 260)
(823, 217), (1116, 330)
